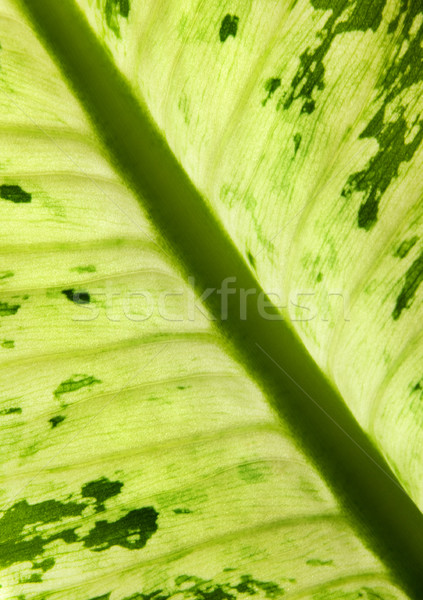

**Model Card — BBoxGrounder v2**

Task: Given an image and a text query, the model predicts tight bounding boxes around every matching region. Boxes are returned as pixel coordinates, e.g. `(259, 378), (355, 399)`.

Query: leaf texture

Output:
(0, 1), (421, 599)
(76, 0), (423, 509)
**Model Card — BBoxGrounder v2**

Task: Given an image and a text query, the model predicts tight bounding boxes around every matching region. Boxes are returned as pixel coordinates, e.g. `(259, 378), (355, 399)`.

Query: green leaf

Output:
(1, 1), (422, 599)
(74, 0), (423, 514)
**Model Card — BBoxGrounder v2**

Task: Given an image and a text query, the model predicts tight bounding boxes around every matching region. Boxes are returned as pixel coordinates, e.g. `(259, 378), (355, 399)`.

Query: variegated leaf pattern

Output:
(77, 0), (423, 508)
(0, 2), (411, 599)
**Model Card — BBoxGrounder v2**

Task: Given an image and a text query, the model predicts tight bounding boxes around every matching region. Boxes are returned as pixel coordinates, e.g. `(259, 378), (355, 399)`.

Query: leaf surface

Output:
(0, 1), (422, 599)
(75, 0), (423, 508)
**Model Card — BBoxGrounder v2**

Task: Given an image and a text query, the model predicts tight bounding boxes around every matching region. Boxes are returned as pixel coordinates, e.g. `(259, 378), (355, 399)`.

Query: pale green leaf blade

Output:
(0, 1), (412, 599)
(75, 0), (423, 508)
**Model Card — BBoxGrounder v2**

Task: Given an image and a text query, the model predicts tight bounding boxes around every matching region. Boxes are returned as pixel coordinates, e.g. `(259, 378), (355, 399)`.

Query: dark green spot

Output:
(0, 302), (20, 316)
(173, 508), (192, 514)
(342, 107), (423, 230)
(175, 575), (205, 587)
(413, 380), (422, 392)
(88, 595), (111, 600)
(24, 573), (42, 583)
(32, 557), (55, 572)
(62, 288), (91, 304)
(385, 4), (423, 97)
(0, 407), (22, 415)
(0, 497), (85, 568)
(1, 340), (14, 348)
(393, 250), (423, 319)
(283, 1), (386, 114)
(357, 198), (379, 230)
(301, 100), (315, 114)
(104, 0), (130, 37)
(70, 265), (97, 273)
(262, 78), (281, 106)
(293, 133), (302, 155)
(83, 507), (158, 551)
(219, 14), (239, 42)
(340, 4), (423, 229)
(310, 0), (386, 31)
(238, 463), (267, 483)
(54, 374), (101, 399)
(0, 271), (13, 282)
(316, 272), (323, 282)
(360, 105), (385, 139)
(395, 236), (418, 259)
(234, 575), (285, 598)
(0, 483), (157, 576)
(49, 415), (66, 428)
(0, 185), (31, 203)
(306, 558), (333, 566)
(247, 250), (256, 269)
(81, 477), (123, 512)
(118, 0), (129, 16)
(122, 574), (285, 600)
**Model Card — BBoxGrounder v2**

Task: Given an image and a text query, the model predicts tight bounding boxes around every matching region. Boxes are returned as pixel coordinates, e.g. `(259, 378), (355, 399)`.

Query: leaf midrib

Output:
(18, 0), (423, 596)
